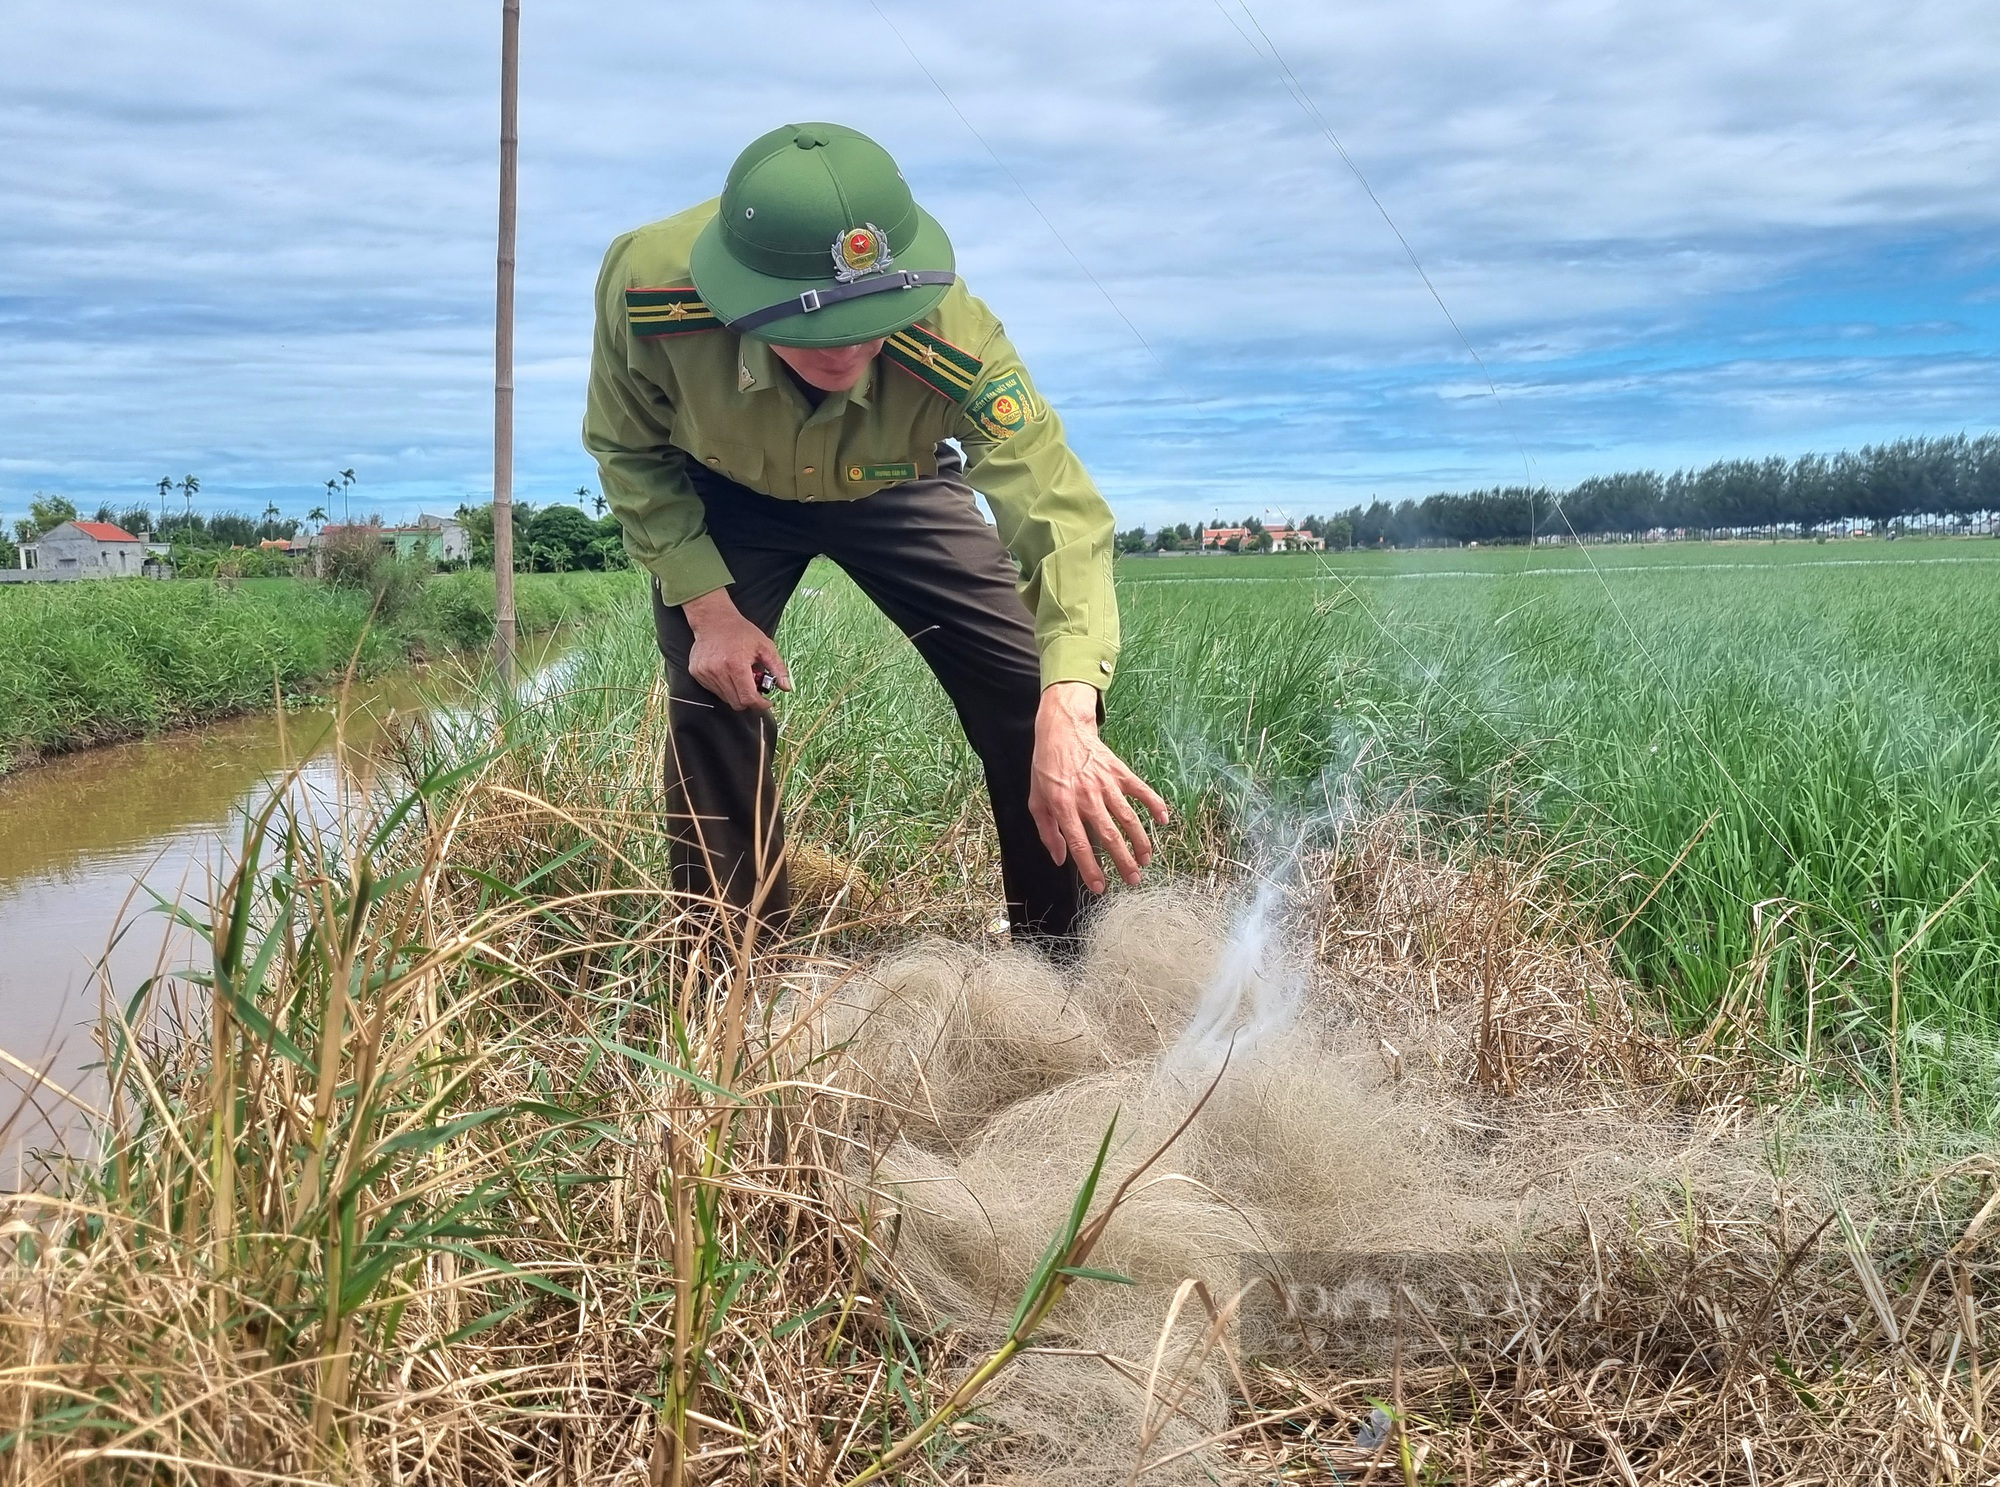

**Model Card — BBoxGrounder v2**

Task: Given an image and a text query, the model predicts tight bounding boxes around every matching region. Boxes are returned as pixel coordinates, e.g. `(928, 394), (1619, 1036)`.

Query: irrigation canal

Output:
(0, 642), (571, 1163)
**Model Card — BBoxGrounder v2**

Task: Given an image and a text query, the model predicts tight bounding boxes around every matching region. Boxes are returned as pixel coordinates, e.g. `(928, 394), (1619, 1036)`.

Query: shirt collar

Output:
(735, 338), (876, 408)
(737, 337), (781, 395)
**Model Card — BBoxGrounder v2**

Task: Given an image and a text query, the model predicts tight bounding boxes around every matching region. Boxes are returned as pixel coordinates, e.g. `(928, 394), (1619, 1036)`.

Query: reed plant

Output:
(0, 703), (906, 1481)
(0, 657), (1988, 1483)
(1112, 545), (2000, 1119)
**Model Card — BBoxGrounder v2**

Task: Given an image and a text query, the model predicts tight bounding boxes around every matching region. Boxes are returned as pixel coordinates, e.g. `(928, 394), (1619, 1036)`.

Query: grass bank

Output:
(0, 571), (637, 774)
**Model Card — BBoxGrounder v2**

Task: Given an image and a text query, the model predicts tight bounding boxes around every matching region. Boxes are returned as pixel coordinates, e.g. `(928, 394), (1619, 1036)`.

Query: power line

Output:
(1218, 0), (1536, 492)
(1217, 0), (1811, 882)
(871, 1), (1814, 908)
(865, 0), (1171, 378)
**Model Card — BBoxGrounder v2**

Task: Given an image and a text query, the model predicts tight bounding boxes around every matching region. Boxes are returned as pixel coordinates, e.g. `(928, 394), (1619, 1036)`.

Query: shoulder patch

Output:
(627, 285), (722, 338)
(884, 324), (982, 401)
(966, 369), (1037, 441)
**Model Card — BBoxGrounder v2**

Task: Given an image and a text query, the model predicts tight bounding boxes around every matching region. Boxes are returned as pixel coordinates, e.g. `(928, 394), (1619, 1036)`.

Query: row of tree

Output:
(9, 493), (305, 549)
(1117, 434), (2000, 552)
(9, 470), (356, 554)
(453, 500), (630, 573)
(3, 486), (631, 579)
(17, 432), (1995, 571)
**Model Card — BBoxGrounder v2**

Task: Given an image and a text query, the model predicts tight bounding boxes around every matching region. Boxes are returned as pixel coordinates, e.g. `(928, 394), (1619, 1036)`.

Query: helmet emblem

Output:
(832, 223), (894, 282)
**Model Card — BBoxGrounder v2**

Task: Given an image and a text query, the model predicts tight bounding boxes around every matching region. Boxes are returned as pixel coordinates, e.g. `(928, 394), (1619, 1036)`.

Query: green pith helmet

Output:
(689, 123), (957, 348)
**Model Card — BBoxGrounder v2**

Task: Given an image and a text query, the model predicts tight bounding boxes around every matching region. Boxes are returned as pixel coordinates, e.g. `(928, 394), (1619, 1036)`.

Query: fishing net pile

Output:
(799, 887), (1559, 1483)
(793, 844), (1896, 1485)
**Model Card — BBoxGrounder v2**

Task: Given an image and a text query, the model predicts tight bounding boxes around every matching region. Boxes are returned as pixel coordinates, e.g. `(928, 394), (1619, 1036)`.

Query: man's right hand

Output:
(683, 589), (791, 712)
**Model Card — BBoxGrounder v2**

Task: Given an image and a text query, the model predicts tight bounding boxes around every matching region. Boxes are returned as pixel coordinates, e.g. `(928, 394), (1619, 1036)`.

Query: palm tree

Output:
(178, 474), (199, 529)
(340, 469), (357, 524)
(325, 479), (340, 524)
(579, 485), (606, 517)
(308, 505), (328, 525)
(157, 476), (172, 532)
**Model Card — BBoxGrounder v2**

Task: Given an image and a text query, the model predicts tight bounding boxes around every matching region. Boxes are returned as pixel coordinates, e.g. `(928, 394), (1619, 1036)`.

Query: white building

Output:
(9, 520), (147, 581)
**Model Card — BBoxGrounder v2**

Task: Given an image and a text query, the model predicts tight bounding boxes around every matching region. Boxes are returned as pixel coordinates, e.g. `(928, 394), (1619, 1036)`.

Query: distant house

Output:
(307, 514), (469, 575)
(404, 514), (470, 564)
(1196, 524), (1325, 553)
(5, 520), (148, 582)
(1271, 527), (1325, 552)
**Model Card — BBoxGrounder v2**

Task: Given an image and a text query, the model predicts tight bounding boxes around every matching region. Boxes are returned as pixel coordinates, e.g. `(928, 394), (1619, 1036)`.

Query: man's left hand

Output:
(1030, 681), (1170, 894)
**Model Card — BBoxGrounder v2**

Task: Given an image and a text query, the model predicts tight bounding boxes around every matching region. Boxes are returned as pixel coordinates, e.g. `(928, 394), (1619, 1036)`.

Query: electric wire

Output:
(872, 1), (1770, 925)
(866, 0), (1172, 379)
(1215, 0), (1538, 494)
(1220, 0), (1816, 886)
(872, 2), (1814, 933)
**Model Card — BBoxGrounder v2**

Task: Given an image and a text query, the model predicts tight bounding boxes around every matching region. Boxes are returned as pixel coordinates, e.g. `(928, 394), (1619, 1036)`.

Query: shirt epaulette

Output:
(884, 324), (983, 402)
(627, 286), (723, 337)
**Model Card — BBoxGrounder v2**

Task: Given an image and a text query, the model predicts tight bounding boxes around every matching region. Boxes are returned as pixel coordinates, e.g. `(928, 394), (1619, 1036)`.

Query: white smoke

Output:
(1159, 875), (1300, 1076)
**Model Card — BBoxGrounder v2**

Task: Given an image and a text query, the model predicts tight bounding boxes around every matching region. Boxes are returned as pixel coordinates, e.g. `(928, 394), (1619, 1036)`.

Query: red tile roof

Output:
(71, 521), (140, 543)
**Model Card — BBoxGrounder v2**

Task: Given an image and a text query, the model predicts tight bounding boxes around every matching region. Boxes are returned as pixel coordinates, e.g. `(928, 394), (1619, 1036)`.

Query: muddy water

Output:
(0, 648), (564, 1149)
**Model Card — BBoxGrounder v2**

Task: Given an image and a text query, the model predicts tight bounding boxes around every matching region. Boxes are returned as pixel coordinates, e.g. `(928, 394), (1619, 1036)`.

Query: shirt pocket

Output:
(688, 440), (764, 488)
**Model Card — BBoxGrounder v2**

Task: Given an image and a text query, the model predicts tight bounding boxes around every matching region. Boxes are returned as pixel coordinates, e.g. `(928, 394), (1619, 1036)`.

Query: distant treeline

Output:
(3, 494), (633, 577)
(8, 496), (297, 550)
(1364, 433), (2000, 547)
(1125, 434), (2000, 551)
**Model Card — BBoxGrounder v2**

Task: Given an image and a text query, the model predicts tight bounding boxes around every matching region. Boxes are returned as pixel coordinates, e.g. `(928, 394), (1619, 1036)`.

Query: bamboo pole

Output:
(492, 0), (520, 683)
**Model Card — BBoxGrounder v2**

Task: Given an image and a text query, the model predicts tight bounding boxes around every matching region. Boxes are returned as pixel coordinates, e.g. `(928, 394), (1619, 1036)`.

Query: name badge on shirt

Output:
(847, 462), (918, 482)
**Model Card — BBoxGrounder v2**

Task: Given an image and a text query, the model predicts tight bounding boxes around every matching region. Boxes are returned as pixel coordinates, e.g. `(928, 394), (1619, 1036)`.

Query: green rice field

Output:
(759, 537), (2000, 1116)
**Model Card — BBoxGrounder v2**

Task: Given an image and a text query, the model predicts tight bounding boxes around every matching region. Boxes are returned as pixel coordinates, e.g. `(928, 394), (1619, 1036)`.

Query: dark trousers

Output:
(651, 454), (1086, 944)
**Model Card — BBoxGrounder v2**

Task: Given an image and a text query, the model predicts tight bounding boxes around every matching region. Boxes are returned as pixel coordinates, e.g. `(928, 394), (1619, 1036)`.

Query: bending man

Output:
(584, 122), (1164, 945)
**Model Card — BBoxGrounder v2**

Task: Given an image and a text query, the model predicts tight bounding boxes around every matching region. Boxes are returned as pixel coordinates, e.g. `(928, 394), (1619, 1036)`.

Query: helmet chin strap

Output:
(725, 269), (956, 335)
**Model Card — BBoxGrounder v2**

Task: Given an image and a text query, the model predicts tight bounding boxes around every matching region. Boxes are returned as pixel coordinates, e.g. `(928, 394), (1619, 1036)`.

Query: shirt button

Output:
(802, 466), (815, 475)
(1099, 660), (1113, 675)
(706, 457), (720, 466)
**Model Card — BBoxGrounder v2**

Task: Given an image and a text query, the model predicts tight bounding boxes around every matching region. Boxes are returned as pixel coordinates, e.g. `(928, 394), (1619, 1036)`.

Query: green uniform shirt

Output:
(583, 200), (1120, 690)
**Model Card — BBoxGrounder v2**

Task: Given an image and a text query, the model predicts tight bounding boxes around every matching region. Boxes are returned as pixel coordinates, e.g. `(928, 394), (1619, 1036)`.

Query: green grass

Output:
(1109, 542), (2000, 1109)
(7, 539), (1987, 1480)
(776, 539), (2000, 1118)
(0, 570), (638, 773)
(395, 537), (2000, 1122)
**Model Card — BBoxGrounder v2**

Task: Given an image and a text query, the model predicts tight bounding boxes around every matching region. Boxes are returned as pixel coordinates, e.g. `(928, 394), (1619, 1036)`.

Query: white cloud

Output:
(1, 0), (1996, 528)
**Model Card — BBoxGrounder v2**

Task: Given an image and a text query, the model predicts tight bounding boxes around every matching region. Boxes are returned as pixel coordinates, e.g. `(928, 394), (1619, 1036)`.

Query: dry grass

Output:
(800, 816), (1996, 1484)
(1214, 817), (1998, 1485)
(0, 692), (1992, 1485)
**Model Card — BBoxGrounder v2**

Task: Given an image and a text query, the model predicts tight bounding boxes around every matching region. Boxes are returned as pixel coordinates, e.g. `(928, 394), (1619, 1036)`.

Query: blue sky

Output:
(2, 0), (1995, 534)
